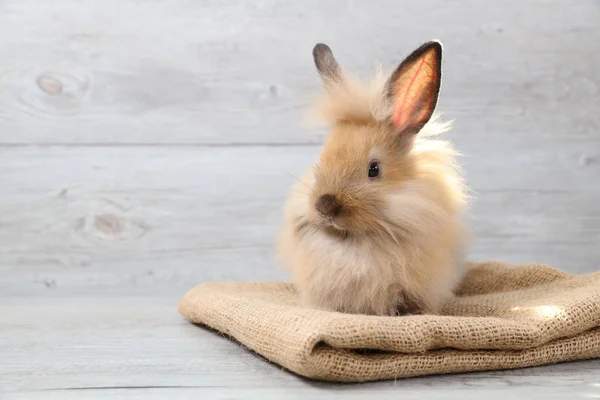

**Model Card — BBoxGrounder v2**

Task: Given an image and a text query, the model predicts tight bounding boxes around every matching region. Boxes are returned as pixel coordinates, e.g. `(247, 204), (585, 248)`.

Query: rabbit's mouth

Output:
(317, 213), (340, 228)
(293, 214), (351, 240)
(319, 216), (352, 238)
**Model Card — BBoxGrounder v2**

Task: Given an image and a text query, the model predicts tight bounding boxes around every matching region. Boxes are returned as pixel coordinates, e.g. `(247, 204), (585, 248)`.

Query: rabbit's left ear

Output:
(312, 43), (343, 88)
(388, 41), (442, 135)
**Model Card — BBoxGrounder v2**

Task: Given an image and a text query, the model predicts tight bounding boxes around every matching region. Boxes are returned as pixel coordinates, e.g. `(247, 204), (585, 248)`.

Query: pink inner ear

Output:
(391, 49), (438, 132)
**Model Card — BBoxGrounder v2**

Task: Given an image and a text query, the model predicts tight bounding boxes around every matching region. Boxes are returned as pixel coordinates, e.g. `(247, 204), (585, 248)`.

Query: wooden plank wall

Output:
(1, 0), (598, 298)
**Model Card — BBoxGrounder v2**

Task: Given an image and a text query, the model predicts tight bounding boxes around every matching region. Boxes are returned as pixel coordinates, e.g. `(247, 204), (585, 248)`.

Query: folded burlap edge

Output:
(178, 262), (600, 382)
(305, 327), (600, 382)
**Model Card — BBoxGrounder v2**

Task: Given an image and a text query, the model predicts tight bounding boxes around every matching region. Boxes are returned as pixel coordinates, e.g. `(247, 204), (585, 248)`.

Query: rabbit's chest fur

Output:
(293, 229), (427, 316)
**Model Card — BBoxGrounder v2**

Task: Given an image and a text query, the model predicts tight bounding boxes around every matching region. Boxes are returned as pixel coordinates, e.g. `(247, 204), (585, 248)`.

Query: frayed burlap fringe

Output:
(178, 261), (600, 382)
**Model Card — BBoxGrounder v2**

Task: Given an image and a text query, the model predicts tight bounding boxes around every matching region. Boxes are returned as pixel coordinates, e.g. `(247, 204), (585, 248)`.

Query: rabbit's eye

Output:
(368, 161), (380, 178)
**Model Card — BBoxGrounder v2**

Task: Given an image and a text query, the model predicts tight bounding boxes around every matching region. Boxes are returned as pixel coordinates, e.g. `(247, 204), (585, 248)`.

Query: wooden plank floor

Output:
(1, 1), (599, 398)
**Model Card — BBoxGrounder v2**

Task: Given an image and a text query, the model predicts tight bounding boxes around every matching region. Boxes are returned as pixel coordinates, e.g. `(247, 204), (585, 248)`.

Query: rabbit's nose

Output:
(315, 194), (342, 218)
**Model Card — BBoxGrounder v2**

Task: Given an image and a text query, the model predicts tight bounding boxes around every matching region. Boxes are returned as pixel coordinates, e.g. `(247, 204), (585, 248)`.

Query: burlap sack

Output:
(178, 261), (600, 382)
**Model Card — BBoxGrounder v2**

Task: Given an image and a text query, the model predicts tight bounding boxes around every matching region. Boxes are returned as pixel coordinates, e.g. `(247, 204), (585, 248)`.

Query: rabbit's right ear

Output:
(312, 43), (343, 87)
(387, 41), (443, 136)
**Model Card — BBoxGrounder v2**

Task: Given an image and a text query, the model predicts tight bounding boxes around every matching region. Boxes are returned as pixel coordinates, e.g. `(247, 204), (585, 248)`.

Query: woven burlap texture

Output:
(178, 261), (600, 382)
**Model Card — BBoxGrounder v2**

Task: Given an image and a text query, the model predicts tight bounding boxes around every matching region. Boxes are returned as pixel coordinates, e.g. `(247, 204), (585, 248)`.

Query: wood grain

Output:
(0, 143), (597, 296)
(0, 0), (598, 144)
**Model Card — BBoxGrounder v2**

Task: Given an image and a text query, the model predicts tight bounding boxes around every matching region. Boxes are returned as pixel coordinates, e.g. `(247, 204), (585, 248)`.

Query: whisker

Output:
(286, 172), (314, 194)
(377, 219), (401, 247)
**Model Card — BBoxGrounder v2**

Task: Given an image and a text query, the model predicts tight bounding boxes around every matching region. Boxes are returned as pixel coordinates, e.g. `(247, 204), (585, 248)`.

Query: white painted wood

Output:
(1, 297), (600, 398)
(0, 144), (598, 296)
(0, 0), (598, 144)
(6, 387), (600, 400)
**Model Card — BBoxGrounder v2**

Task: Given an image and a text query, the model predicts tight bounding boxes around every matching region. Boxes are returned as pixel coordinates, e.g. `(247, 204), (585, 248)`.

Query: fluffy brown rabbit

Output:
(276, 40), (469, 316)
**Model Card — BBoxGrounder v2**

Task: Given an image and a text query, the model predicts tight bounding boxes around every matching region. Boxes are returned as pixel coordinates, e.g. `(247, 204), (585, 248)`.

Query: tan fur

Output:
(276, 42), (470, 316)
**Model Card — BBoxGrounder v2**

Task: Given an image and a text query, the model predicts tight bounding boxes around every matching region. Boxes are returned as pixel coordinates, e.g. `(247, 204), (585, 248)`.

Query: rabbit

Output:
(276, 40), (470, 316)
